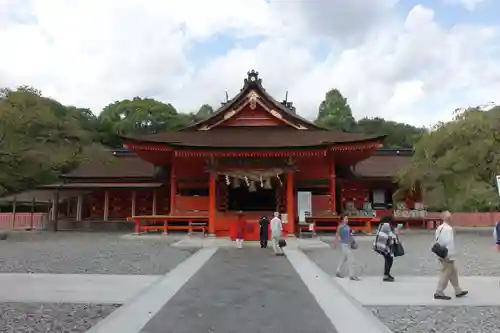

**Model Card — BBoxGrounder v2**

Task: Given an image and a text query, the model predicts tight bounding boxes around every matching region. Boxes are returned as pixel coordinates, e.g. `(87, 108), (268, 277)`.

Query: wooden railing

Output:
(127, 213), (208, 235)
(0, 213), (47, 230)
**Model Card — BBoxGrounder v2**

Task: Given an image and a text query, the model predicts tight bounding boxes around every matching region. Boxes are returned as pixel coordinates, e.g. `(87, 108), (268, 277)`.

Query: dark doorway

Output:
(227, 186), (276, 211)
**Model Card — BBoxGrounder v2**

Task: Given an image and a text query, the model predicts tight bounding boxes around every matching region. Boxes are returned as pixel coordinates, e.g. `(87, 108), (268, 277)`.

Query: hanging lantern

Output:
(276, 174), (282, 186)
(225, 174), (230, 186)
(244, 176), (250, 187)
(232, 178), (240, 188)
(263, 177), (272, 189)
(249, 181), (257, 192)
(260, 175), (264, 187)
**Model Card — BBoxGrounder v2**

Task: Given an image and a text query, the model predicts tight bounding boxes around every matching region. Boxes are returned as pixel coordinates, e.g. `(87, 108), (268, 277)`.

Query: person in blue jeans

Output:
(333, 215), (360, 281)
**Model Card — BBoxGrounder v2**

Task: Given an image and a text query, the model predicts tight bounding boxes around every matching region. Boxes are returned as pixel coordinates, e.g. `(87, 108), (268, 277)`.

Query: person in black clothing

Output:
(259, 216), (270, 248)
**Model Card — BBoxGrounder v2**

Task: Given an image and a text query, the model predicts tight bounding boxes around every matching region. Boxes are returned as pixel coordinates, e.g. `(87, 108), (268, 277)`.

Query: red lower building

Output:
(39, 70), (423, 236)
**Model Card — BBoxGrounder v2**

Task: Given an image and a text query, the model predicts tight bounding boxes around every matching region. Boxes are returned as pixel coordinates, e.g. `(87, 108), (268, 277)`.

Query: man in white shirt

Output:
(270, 212), (284, 256)
(434, 211), (468, 300)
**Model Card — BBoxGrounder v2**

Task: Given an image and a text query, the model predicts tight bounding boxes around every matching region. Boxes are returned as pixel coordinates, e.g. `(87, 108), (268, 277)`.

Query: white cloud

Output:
(0, 0), (499, 127)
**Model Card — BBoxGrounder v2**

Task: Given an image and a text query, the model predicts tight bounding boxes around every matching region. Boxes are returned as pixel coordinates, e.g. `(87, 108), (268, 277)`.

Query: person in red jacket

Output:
(235, 211), (245, 249)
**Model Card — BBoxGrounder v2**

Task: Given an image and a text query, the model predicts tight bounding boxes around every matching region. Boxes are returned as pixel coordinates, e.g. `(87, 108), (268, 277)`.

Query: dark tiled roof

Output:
(63, 156), (155, 178)
(63, 153), (409, 179)
(354, 155), (411, 178)
(39, 182), (164, 189)
(123, 128), (386, 148)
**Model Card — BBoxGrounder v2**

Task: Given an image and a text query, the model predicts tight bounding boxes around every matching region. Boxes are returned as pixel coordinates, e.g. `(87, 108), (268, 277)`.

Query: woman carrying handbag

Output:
(333, 215), (360, 281)
(373, 215), (401, 282)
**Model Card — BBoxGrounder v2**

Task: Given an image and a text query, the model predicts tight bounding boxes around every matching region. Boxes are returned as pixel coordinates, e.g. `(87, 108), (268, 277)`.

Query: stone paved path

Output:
(140, 248), (337, 333)
(335, 275), (500, 306)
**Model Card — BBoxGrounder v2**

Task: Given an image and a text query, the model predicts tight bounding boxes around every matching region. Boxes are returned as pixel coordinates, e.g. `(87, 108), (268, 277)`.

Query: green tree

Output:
(315, 89), (356, 131)
(195, 104), (215, 120)
(98, 97), (185, 147)
(355, 117), (426, 148)
(396, 106), (500, 211)
(0, 87), (107, 195)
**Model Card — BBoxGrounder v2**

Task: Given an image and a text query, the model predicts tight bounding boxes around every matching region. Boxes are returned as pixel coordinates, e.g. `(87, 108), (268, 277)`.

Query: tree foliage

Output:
(396, 106), (500, 211)
(315, 89), (356, 131)
(314, 88), (425, 148)
(98, 97), (187, 147)
(97, 98), (213, 147)
(0, 87), (108, 196)
(355, 117), (425, 148)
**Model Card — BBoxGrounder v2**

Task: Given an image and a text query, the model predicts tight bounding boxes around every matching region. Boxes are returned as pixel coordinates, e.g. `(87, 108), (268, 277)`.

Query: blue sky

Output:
(0, 0), (499, 126)
(397, 0), (498, 26)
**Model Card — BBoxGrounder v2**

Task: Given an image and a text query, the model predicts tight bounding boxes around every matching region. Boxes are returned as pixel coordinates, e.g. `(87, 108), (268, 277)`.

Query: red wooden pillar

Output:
(330, 156), (337, 214)
(286, 171), (295, 236)
(169, 157), (177, 214)
(208, 171), (216, 236)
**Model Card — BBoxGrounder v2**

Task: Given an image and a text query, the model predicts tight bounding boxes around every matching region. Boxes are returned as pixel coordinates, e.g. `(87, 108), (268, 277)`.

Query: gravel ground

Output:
(306, 233), (500, 277)
(370, 306), (500, 333)
(0, 232), (196, 274)
(0, 302), (120, 333)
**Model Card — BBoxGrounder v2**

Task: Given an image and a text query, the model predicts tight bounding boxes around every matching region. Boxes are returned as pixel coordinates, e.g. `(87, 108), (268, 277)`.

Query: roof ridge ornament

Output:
(244, 69), (262, 87)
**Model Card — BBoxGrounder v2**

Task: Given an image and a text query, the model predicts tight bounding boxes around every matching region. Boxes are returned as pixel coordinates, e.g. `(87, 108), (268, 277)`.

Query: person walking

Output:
(433, 211), (468, 300)
(373, 215), (398, 282)
(259, 215), (270, 248)
(270, 212), (284, 256)
(493, 220), (500, 251)
(333, 215), (360, 281)
(494, 220), (500, 284)
(235, 211), (245, 249)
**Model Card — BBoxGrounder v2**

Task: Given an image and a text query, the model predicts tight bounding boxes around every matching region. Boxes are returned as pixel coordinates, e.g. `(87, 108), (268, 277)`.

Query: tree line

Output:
(1, 85), (498, 211)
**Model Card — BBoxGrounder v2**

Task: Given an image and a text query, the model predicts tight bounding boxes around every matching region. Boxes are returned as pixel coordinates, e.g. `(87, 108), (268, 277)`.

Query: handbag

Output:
(350, 238), (358, 250)
(392, 240), (404, 257)
(278, 239), (287, 248)
(431, 228), (448, 259)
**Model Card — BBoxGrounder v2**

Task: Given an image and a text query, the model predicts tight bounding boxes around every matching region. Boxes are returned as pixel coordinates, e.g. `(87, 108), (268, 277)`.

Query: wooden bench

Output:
(126, 215), (209, 234)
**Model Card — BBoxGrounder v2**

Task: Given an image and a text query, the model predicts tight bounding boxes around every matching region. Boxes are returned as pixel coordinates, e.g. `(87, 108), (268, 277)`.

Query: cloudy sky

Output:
(1, 0), (499, 126)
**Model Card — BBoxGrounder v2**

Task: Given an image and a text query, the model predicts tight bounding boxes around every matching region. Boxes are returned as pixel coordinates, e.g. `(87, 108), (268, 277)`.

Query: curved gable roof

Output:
(182, 70), (325, 131)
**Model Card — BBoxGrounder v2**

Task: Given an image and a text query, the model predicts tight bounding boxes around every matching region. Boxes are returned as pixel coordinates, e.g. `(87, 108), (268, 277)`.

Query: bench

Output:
(126, 215), (209, 235)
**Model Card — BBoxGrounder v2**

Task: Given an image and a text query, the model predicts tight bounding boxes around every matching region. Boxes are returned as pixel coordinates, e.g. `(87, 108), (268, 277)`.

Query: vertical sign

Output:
(297, 191), (312, 223)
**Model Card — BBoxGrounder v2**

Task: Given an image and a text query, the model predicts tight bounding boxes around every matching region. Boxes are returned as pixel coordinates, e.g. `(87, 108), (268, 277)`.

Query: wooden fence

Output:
(427, 212), (500, 227)
(0, 213), (47, 230)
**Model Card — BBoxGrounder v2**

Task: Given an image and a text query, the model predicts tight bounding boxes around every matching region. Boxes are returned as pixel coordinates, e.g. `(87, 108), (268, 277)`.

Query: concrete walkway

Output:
(0, 273), (161, 303)
(87, 247), (217, 333)
(335, 275), (500, 306)
(285, 248), (392, 333)
(140, 248), (336, 333)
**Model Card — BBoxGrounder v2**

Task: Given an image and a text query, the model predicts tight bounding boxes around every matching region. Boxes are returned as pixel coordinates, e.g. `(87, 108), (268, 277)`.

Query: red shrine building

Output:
(39, 70), (421, 237)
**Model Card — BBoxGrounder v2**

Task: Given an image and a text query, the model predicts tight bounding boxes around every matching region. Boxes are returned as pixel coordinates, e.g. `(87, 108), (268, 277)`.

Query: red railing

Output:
(0, 213), (46, 230)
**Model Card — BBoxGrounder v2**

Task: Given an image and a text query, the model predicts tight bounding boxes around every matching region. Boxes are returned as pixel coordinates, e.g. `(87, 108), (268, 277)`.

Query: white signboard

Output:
(281, 213), (288, 224)
(297, 191), (312, 223)
(497, 175), (500, 196)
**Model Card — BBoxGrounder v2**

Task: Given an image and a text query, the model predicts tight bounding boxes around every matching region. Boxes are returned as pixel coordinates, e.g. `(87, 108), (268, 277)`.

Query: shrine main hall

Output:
(36, 70), (417, 238)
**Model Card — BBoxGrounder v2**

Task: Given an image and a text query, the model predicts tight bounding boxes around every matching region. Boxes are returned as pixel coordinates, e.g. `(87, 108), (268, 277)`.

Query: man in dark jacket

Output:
(259, 216), (270, 248)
